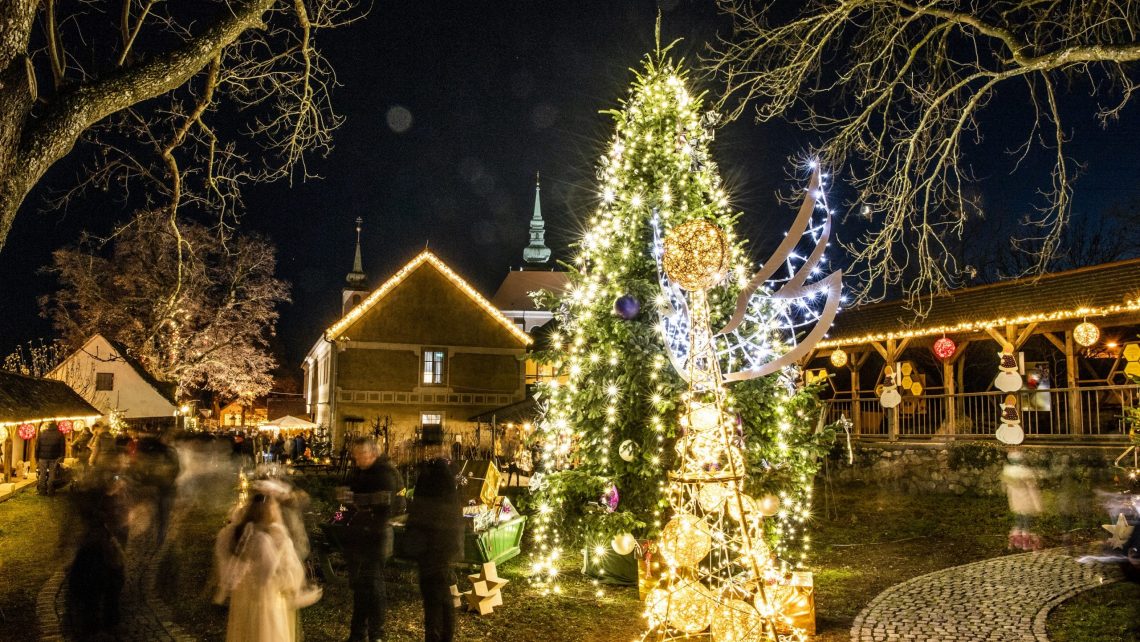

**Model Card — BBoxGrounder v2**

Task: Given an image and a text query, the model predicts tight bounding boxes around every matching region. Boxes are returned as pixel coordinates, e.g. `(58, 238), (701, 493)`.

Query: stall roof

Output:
(489, 270), (569, 312)
(0, 371), (102, 427)
(469, 398), (538, 424)
(821, 258), (1140, 347)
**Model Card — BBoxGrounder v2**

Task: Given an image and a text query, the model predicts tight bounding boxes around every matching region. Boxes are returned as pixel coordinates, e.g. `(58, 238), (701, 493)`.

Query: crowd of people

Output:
(211, 435), (463, 642)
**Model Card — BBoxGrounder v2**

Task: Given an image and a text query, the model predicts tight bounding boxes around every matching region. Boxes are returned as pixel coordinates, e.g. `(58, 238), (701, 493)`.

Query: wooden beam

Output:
(1041, 332), (1066, 353)
(1013, 323), (1039, 350)
(946, 340), (971, 365)
(892, 337), (912, 361)
(1064, 331), (1083, 436)
(869, 341), (890, 361)
(984, 327), (1008, 347)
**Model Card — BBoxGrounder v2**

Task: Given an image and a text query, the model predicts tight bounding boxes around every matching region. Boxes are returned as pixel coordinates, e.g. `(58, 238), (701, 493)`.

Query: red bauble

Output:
(933, 337), (957, 360)
(58, 420), (73, 434)
(17, 423), (35, 440)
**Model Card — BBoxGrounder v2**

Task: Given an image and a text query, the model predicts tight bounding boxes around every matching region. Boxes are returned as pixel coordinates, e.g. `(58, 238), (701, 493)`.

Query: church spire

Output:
(523, 172), (551, 264)
(346, 216), (366, 286)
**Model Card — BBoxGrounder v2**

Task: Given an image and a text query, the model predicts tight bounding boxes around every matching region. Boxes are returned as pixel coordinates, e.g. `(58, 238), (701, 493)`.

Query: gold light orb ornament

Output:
(659, 513), (713, 568)
(710, 599), (762, 642)
(1074, 321), (1100, 347)
(665, 581), (715, 634)
(829, 347), (848, 368)
(697, 483), (729, 513)
(756, 493), (781, 517)
(662, 220), (731, 291)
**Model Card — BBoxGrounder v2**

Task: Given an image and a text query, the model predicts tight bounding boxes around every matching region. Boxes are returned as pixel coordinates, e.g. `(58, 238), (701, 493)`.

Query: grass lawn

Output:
(1048, 580), (1140, 641)
(0, 489), (68, 639)
(0, 462), (1111, 641)
(158, 473), (1107, 642)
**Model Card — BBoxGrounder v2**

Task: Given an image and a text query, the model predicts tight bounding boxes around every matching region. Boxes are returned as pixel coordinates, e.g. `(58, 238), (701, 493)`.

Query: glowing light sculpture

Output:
(645, 174), (840, 641)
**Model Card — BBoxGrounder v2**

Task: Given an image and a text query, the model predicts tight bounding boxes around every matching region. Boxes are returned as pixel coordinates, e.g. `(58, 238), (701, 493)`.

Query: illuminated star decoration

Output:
(1103, 513), (1134, 550)
(653, 166), (843, 383)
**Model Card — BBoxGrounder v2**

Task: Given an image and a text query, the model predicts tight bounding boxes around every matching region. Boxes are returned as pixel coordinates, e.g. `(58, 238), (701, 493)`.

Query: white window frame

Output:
(422, 348), (447, 386)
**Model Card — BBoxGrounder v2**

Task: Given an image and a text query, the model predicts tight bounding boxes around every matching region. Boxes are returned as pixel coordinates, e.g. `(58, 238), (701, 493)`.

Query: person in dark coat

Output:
(132, 433), (181, 543)
(405, 459), (463, 642)
(35, 422), (66, 495)
(67, 471), (131, 638)
(339, 437), (404, 642)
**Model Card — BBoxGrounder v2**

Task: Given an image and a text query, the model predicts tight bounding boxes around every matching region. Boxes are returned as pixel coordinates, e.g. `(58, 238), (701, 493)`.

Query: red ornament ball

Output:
(17, 423), (35, 440)
(57, 420), (73, 434)
(933, 337), (957, 360)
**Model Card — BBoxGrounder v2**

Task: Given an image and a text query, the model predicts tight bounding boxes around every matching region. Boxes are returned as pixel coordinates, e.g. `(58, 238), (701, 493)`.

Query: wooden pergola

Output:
(802, 259), (1140, 441)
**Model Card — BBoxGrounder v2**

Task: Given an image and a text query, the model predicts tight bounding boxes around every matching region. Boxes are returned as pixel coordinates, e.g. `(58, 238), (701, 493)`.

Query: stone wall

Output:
(830, 441), (1121, 495)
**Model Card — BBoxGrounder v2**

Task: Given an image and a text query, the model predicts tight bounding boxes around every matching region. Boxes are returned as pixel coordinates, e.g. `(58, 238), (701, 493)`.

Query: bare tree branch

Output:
(709, 0), (1140, 312)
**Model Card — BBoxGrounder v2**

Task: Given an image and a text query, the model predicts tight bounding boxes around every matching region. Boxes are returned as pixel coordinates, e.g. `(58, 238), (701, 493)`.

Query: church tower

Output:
(342, 216), (368, 315)
(522, 173), (551, 265)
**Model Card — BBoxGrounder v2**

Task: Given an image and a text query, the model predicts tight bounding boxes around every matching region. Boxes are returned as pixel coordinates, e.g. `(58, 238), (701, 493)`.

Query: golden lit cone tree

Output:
(528, 42), (834, 597)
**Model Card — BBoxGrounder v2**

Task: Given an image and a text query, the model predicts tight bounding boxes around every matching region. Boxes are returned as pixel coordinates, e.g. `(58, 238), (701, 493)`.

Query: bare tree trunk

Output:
(0, 0), (278, 251)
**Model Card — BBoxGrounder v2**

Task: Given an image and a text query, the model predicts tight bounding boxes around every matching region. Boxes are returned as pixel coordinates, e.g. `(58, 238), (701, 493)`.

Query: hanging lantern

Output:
(57, 420), (73, 435)
(17, 423), (35, 440)
(1073, 321), (1100, 347)
(829, 347), (848, 368)
(933, 336), (957, 360)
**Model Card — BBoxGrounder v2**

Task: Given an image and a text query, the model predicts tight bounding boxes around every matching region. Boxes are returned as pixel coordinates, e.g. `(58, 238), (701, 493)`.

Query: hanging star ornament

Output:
(1103, 513), (1134, 549)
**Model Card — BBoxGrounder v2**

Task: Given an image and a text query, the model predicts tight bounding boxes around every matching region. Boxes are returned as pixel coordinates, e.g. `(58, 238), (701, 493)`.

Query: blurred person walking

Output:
(1002, 449), (1044, 550)
(405, 459), (463, 642)
(132, 431), (181, 543)
(339, 436), (404, 642)
(67, 470), (131, 638)
(214, 483), (320, 642)
(35, 421), (65, 495)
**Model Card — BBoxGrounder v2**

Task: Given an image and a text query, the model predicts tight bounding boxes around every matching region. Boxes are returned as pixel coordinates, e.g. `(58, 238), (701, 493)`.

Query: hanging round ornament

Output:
(710, 599), (762, 642)
(613, 294), (641, 320)
(933, 336), (957, 360)
(0, 425), (7, 443)
(611, 532), (637, 556)
(600, 483), (620, 513)
(17, 423), (35, 440)
(618, 439), (638, 462)
(659, 513), (713, 568)
(57, 420), (73, 435)
(756, 493), (781, 517)
(662, 220), (731, 291)
(829, 347), (848, 368)
(1073, 320), (1100, 347)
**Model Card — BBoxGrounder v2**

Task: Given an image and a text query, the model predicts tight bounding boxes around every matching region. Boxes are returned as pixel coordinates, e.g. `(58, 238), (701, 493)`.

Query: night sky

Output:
(2, 1), (1139, 377)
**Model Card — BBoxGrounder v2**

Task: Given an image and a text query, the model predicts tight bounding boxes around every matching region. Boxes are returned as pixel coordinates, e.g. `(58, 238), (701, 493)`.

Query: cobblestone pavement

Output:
(38, 527), (196, 642)
(850, 548), (1124, 642)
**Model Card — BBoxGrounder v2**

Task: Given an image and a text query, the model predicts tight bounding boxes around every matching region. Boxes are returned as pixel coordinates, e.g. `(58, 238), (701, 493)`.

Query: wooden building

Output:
(806, 259), (1140, 441)
(303, 249), (532, 448)
(46, 334), (179, 429)
(0, 371), (101, 484)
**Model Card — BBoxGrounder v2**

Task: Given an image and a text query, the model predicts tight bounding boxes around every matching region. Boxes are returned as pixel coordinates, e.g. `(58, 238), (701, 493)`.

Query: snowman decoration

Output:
(879, 365), (902, 409)
(995, 345), (1023, 393)
(995, 394), (1025, 445)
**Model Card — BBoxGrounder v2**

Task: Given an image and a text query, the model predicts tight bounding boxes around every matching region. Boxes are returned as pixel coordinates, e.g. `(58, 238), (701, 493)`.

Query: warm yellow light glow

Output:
(711, 599), (762, 642)
(829, 347), (848, 368)
(324, 250), (532, 346)
(819, 299), (1140, 349)
(0, 414), (101, 429)
(659, 513), (713, 568)
(1074, 321), (1100, 347)
(662, 220), (730, 291)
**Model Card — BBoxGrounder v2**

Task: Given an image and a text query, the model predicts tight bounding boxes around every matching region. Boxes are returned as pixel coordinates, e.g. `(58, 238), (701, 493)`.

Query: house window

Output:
(95, 372), (114, 391)
(421, 412), (444, 445)
(422, 349), (446, 385)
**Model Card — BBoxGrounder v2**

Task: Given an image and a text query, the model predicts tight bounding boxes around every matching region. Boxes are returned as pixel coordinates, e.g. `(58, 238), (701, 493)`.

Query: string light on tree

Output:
(527, 42), (838, 612)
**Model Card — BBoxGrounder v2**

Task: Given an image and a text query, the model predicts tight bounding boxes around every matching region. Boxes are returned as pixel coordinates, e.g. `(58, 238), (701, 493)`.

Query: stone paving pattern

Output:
(850, 548), (1123, 642)
(38, 525), (196, 641)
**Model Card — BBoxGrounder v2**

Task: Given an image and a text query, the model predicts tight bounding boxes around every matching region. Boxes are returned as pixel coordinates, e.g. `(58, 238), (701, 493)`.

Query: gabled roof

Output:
(325, 250), (533, 345)
(490, 270), (569, 312)
(50, 334), (178, 404)
(821, 258), (1140, 347)
(0, 371), (102, 426)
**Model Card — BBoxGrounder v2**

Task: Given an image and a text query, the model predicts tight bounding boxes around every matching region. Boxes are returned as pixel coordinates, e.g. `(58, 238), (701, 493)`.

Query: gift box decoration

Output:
(769, 571), (815, 636)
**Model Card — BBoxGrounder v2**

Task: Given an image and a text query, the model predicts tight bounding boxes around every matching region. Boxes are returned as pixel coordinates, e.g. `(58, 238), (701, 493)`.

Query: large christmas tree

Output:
(529, 47), (834, 587)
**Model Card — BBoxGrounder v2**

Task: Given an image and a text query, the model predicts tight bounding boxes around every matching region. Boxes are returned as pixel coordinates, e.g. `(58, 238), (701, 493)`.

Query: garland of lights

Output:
(529, 50), (839, 636)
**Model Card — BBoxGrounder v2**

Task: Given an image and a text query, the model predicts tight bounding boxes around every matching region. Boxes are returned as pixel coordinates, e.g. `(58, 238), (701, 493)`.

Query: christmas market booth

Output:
(391, 459), (526, 566)
(805, 258), (1140, 443)
(0, 370), (101, 495)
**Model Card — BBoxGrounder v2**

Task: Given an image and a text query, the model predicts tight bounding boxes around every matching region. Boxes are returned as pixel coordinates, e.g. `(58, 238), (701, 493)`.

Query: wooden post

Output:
(850, 362), (862, 436)
(943, 360), (956, 438)
(887, 340), (899, 441)
(1065, 331), (1083, 436)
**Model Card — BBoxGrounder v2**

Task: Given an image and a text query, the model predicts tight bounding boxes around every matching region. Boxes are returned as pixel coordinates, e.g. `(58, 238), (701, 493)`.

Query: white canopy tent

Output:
(260, 415), (317, 431)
